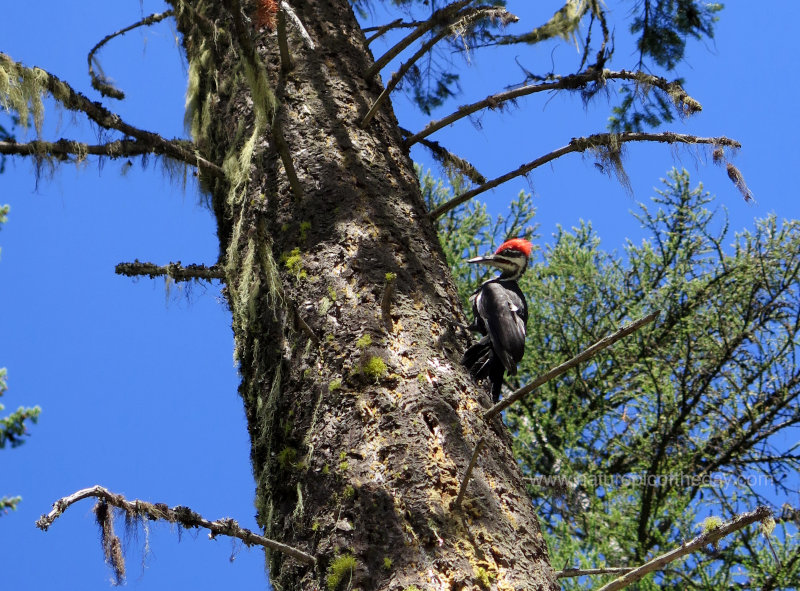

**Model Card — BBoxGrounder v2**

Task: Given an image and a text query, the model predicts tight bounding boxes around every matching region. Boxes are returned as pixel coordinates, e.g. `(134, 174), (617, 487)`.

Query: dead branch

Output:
(452, 437), (486, 509)
(404, 69), (701, 148)
(484, 311), (659, 420)
(556, 567), (634, 579)
(361, 6), (508, 128)
(364, 0), (473, 79)
(36, 485), (316, 565)
(115, 261), (225, 282)
(0, 53), (223, 176)
(277, 8), (293, 73)
(87, 10), (175, 99)
(595, 506), (772, 591)
(0, 138), (165, 161)
(399, 128), (486, 184)
(429, 132), (742, 220)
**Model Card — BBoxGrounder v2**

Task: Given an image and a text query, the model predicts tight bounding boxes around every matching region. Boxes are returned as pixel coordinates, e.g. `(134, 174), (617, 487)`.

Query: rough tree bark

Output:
(171, 1), (556, 589)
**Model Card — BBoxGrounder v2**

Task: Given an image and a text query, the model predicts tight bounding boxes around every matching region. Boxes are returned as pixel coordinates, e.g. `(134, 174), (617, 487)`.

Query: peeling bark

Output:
(171, 1), (557, 589)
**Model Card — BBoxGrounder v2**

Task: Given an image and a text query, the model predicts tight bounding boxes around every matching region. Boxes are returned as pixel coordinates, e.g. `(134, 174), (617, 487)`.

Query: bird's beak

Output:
(467, 254), (498, 266)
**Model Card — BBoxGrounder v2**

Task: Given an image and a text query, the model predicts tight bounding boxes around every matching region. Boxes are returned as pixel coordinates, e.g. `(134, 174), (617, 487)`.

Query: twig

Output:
(0, 53), (223, 176)
(594, 506), (772, 591)
(280, 2), (315, 50)
(115, 261), (225, 282)
(452, 437), (485, 509)
(484, 311), (659, 420)
(364, 0), (473, 79)
(555, 567), (634, 579)
(403, 69), (701, 148)
(36, 485), (316, 565)
(364, 19), (423, 44)
(87, 10), (175, 99)
(430, 133), (742, 220)
(361, 5), (506, 128)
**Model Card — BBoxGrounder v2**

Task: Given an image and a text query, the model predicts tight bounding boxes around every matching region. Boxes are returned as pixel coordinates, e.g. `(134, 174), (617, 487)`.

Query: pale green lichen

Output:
(356, 334), (372, 349)
(0, 54), (48, 134)
(700, 516), (723, 533)
(329, 378), (342, 392)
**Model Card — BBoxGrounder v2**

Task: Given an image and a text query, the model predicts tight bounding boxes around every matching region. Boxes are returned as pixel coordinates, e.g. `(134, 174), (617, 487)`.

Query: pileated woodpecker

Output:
(462, 238), (532, 403)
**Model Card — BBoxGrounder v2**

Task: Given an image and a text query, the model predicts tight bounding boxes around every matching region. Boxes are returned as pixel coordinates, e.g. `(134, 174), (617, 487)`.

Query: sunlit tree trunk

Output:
(172, 1), (556, 588)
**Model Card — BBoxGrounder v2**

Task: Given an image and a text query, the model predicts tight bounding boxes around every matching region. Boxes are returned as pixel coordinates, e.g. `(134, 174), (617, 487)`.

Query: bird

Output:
(461, 238), (532, 403)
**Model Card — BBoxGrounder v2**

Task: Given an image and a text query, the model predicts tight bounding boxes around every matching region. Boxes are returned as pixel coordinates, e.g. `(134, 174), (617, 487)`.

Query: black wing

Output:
(474, 281), (527, 374)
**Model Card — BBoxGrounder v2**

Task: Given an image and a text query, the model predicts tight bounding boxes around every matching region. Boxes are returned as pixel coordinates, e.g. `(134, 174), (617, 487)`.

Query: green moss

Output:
(382, 557), (392, 570)
(322, 464), (330, 475)
(343, 485), (355, 500)
(339, 461), (349, 471)
(404, 587), (422, 591)
(475, 566), (494, 589)
(312, 520), (320, 532)
(326, 554), (356, 590)
(299, 220), (312, 241)
(362, 356), (387, 379)
(339, 451), (347, 461)
(327, 285), (337, 301)
(277, 447), (298, 470)
(281, 222), (290, 232)
(385, 272), (397, 282)
(281, 247), (306, 279)
(356, 334), (372, 349)
(329, 378), (342, 392)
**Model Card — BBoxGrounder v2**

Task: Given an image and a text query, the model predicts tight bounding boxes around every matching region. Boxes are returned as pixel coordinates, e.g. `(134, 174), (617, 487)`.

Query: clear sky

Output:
(1, 2), (798, 590)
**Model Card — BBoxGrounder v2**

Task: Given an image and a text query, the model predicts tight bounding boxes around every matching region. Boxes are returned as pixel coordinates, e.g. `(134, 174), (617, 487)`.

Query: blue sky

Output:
(1, 2), (798, 590)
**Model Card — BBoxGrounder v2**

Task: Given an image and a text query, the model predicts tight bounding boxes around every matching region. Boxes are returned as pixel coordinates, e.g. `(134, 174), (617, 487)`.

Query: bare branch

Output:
(364, 0), (473, 79)
(0, 53), (223, 176)
(36, 485), (316, 565)
(556, 567), (634, 579)
(429, 132), (741, 220)
(0, 138), (167, 161)
(115, 261), (225, 282)
(361, 6), (508, 128)
(404, 69), (702, 148)
(484, 311), (660, 420)
(594, 506), (773, 591)
(452, 437), (486, 509)
(87, 10), (175, 99)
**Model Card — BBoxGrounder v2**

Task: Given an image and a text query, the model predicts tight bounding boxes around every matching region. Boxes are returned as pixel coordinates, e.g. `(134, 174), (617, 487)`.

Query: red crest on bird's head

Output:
(495, 238), (532, 257)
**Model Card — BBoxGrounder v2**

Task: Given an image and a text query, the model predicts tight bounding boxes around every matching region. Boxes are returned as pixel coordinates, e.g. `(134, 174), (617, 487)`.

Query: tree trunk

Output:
(172, 1), (556, 589)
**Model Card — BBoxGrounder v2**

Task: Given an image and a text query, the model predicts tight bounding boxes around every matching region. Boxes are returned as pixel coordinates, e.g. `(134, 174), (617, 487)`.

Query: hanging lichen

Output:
(0, 54), (49, 134)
